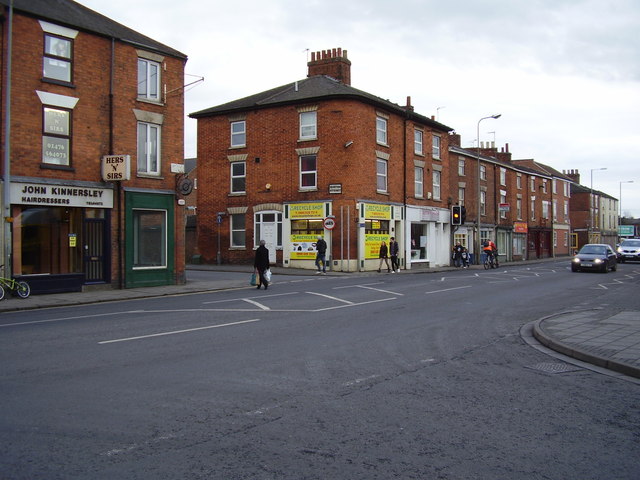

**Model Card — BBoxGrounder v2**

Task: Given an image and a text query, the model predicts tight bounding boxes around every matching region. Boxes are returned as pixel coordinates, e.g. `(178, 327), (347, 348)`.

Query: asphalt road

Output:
(1, 261), (639, 479)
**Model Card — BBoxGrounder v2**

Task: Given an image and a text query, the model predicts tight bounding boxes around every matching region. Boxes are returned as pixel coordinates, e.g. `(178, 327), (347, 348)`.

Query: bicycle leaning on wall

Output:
(0, 265), (31, 300)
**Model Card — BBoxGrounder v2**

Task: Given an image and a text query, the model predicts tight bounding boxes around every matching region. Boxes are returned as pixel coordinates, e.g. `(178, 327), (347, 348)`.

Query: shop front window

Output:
(17, 206), (83, 275)
(410, 223), (427, 260)
(133, 209), (166, 268)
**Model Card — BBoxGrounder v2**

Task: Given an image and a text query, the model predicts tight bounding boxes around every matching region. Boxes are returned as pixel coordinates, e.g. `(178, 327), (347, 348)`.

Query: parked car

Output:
(571, 244), (617, 273)
(616, 238), (640, 263)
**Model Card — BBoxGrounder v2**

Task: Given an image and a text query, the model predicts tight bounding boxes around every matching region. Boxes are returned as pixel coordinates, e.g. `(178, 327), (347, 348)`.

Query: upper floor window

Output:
(414, 130), (423, 155)
(42, 106), (71, 166)
(500, 192), (507, 219)
(432, 170), (441, 200)
(432, 135), (441, 159)
(230, 162), (246, 194)
(43, 34), (73, 83)
(300, 154), (317, 190)
(542, 179), (548, 193)
(500, 168), (506, 186)
(376, 117), (388, 145)
(137, 122), (161, 175)
(414, 167), (424, 198)
(516, 174), (522, 189)
(231, 121), (246, 148)
(299, 111), (317, 140)
(458, 187), (465, 206)
(480, 165), (487, 181)
(377, 158), (388, 192)
(530, 177), (536, 192)
(137, 58), (161, 101)
(458, 158), (465, 176)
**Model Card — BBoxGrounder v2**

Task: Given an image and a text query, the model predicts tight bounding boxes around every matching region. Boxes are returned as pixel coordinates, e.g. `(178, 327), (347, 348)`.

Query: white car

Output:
(616, 239), (640, 263)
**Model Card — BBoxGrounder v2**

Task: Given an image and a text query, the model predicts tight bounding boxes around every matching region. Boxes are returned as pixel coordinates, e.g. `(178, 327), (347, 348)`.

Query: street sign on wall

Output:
(619, 225), (635, 236)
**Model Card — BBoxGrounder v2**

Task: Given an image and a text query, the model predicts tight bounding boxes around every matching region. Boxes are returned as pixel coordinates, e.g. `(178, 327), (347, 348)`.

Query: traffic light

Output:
(451, 205), (462, 225)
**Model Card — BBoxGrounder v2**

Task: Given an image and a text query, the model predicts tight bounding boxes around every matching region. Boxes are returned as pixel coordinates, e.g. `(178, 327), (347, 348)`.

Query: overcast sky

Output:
(78, 0), (640, 218)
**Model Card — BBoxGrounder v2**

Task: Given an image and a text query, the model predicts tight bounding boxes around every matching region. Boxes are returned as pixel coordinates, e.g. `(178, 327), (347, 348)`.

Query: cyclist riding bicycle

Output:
(482, 239), (499, 267)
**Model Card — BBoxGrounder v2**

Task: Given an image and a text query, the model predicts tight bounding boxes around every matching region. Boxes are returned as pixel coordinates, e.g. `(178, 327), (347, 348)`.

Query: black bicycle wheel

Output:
(16, 281), (30, 298)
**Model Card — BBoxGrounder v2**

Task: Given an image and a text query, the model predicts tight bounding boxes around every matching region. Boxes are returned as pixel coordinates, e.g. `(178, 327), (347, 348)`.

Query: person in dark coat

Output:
(377, 240), (390, 273)
(254, 240), (270, 289)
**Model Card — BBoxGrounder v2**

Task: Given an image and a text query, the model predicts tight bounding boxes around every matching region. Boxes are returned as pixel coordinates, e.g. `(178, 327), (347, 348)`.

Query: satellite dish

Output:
(177, 177), (194, 196)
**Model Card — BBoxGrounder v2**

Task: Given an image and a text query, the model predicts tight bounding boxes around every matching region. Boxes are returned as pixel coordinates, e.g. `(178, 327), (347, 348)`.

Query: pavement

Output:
(1, 260), (638, 380)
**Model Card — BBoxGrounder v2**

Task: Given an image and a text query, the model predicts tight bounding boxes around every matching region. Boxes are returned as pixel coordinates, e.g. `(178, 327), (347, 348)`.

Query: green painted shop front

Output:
(125, 191), (175, 288)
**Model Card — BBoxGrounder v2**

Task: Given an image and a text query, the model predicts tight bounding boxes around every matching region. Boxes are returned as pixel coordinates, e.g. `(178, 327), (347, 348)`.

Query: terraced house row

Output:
(190, 48), (617, 271)
(1, 0), (188, 294)
(2, 1), (621, 295)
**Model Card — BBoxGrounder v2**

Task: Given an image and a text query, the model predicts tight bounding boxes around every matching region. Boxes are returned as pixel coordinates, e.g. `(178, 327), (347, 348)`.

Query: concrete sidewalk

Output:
(534, 309), (640, 379)
(2, 260), (638, 379)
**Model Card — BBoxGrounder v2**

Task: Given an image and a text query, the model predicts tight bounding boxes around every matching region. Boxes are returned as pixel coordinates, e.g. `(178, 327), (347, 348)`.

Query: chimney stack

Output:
(307, 48), (351, 85)
(563, 169), (580, 184)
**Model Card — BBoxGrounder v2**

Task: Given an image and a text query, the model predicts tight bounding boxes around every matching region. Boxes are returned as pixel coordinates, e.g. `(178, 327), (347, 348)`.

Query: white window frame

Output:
(480, 165), (487, 181)
(377, 158), (388, 192)
(458, 187), (465, 206)
(517, 198), (522, 219)
(531, 196), (536, 220)
(376, 117), (388, 145)
(414, 129), (423, 155)
(231, 120), (246, 148)
(500, 192), (507, 219)
(230, 161), (246, 194)
(414, 166), (424, 198)
(516, 174), (522, 189)
(458, 158), (465, 176)
(480, 191), (486, 216)
(299, 111), (317, 140)
(299, 154), (317, 190)
(137, 122), (161, 175)
(432, 170), (441, 200)
(230, 213), (246, 248)
(500, 168), (506, 186)
(42, 106), (71, 166)
(432, 135), (441, 159)
(137, 58), (161, 101)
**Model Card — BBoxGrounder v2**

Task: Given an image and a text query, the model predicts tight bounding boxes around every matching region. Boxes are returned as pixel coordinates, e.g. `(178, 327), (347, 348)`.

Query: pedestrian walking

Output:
(254, 239), (270, 289)
(377, 240), (391, 273)
(315, 235), (327, 274)
(389, 236), (400, 272)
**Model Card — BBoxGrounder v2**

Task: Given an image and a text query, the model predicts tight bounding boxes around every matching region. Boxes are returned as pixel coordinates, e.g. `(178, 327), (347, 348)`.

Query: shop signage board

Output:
(11, 182), (114, 208)
(101, 155), (131, 181)
(289, 202), (324, 219)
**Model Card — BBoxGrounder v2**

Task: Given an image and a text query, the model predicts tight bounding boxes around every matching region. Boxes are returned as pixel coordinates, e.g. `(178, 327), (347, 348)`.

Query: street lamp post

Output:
(589, 167), (607, 241)
(619, 180), (634, 219)
(475, 114), (501, 264)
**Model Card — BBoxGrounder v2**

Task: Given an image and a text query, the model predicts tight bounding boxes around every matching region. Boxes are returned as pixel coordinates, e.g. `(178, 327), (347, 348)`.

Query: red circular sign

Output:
(323, 217), (336, 230)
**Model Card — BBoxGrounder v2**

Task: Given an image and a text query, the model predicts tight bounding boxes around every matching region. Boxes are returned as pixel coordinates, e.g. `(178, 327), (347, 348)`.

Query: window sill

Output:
(137, 97), (164, 106)
(42, 78), (75, 88)
(298, 137), (317, 143)
(299, 188), (318, 193)
(228, 192), (246, 196)
(376, 142), (389, 148)
(40, 163), (74, 172)
(229, 145), (246, 150)
(376, 190), (389, 196)
(136, 173), (163, 179)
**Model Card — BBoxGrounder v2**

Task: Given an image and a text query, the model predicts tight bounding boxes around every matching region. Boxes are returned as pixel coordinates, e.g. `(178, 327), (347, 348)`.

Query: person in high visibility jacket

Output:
(482, 239), (499, 267)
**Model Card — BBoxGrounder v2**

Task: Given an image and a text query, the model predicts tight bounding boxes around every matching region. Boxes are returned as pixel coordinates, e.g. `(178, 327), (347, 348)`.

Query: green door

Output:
(125, 192), (175, 288)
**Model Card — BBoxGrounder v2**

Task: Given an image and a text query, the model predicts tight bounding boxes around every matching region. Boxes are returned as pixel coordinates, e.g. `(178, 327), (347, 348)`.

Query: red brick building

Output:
(191, 48), (454, 271)
(1, 0), (188, 292)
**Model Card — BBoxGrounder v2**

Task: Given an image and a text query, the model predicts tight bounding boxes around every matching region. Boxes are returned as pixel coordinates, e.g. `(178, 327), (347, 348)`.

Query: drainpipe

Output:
(3, 0), (13, 275)
(110, 37), (123, 289)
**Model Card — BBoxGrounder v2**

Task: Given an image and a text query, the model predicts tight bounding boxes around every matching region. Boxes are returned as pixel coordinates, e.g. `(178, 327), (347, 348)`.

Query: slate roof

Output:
(1, 0), (187, 59)
(512, 159), (572, 181)
(189, 74), (453, 132)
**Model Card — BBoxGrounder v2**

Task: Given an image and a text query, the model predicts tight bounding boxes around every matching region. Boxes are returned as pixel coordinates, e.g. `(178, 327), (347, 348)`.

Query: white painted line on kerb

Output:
(306, 291), (354, 305)
(425, 285), (472, 295)
(99, 318), (261, 344)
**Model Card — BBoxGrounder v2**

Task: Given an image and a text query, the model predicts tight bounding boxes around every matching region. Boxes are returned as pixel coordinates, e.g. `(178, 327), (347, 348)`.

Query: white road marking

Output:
(242, 298), (271, 310)
(306, 291), (354, 305)
(99, 318), (261, 344)
(425, 285), (472, 294)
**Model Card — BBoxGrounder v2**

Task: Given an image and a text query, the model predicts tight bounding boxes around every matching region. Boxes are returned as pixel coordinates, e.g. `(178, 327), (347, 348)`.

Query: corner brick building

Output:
(1, 0), (188, 292)
(191, 48), (455, 271)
